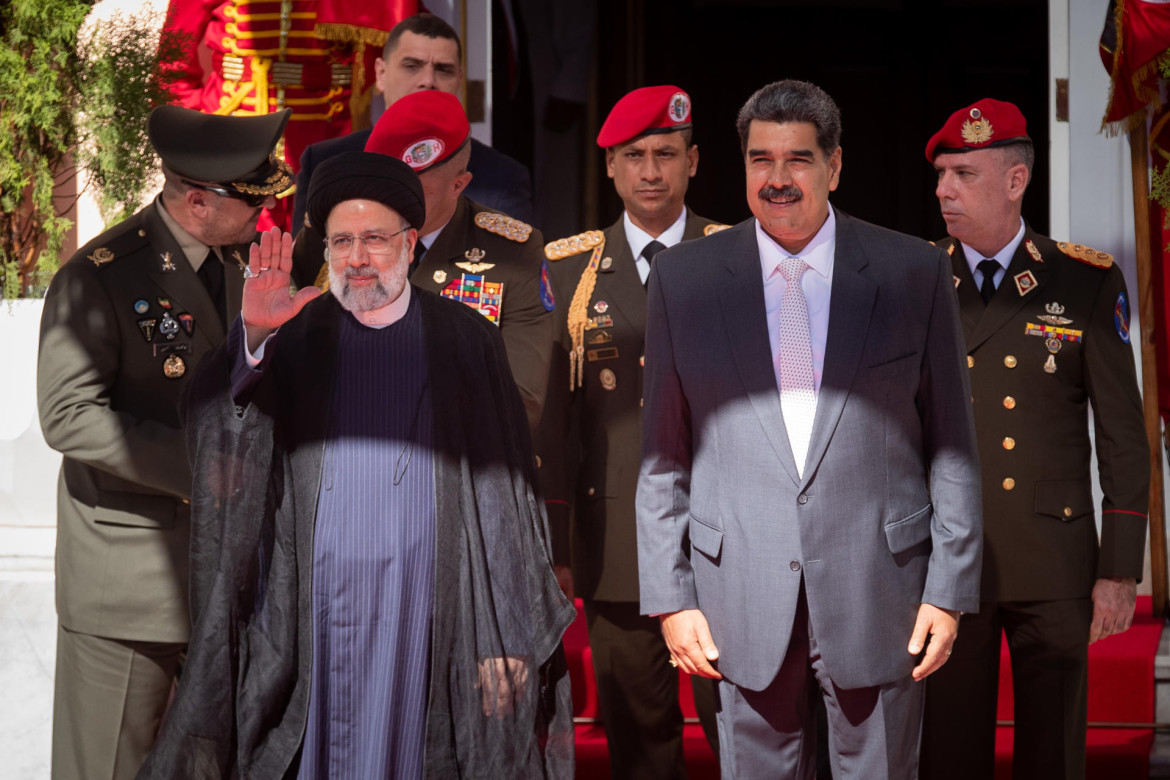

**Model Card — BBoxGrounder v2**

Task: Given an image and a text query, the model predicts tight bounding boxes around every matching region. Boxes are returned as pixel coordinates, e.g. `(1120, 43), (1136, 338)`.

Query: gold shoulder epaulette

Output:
(474, 211), (532, 243)
(1056, 241), (1113, 269)
(545, 230), (604, 260)
(703, 223), (730, 236)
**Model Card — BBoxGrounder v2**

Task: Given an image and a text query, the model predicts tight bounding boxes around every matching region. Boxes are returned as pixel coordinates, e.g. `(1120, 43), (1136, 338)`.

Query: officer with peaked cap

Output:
(919, 99), (1149, 780)
(536, 85), (725, 778)
(37, 105), (291, 780)
(292, 89), (553, 430)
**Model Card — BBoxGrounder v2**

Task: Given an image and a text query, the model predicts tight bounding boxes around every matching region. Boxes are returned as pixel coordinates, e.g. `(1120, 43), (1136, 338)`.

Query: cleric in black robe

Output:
(140, 152), (576, 779)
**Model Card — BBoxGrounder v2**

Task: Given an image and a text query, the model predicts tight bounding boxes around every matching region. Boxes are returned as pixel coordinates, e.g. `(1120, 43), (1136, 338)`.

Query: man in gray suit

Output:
(636, 80), (984, 778)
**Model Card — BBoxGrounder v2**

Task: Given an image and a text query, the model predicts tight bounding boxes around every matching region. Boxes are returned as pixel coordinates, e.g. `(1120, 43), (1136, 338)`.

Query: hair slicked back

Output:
(737, 80), (842, 158)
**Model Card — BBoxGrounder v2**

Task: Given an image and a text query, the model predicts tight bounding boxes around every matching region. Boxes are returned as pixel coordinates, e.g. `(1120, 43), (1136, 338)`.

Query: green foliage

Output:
(1153, 163), (1170, 214)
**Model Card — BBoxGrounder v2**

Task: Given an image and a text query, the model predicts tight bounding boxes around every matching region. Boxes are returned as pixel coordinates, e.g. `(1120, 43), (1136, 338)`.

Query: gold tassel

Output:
(566, 244), (604, 390)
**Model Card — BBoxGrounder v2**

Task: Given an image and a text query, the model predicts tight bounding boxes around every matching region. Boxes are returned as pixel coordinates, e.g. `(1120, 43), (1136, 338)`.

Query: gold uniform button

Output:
(1003, 478), (1016, 491)
(1004, 355), (1017, 368)
(1063, 507), (1072, 517)
(967, 355), (974, 368)
(1003, 437), (1015, 450)
(137, 229), (147, 237)
(535, 455), (542, 468)
(1003, 396), (1016, 410)
(587, 487), (595, 496)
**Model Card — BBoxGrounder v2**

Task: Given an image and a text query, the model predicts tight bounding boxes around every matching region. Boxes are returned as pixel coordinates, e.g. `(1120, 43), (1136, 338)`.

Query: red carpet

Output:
(566, 598), (1163, 778)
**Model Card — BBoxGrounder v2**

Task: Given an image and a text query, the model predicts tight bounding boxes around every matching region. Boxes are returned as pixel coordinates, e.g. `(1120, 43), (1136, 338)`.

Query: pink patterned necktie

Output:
(777, 256), (816, 477)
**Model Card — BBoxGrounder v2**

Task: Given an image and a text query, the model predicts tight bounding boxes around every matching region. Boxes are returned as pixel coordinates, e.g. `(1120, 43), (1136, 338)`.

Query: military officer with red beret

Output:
(292, 89), (553, 429)
(918, 99), (1149, 780)
(537, 85), (724, 778)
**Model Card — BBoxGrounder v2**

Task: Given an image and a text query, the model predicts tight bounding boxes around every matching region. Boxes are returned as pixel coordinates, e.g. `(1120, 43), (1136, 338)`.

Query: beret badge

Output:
(668, 92), (691, 123)
(404, 138), (444, 170)
(960, 107), (994, 145)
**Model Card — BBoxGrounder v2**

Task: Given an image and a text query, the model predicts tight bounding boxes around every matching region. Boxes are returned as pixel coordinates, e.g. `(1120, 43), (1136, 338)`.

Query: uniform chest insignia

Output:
(703, 223), (731, 236)
(440, 273), (504, 324)
(600, 256), (613, 271)
(133, 299), (150, 315)
(1025, 322), (1083, 343)
(1036, 301), (1073, 326)
(137, 318), (157, 342)
(159, 311), (180, 340)
(231, 250), (247, 273)
(594, 300), (609, 313)
(1115, 291), (1131, 343)
(178, 313), (195, 336)
(1025, 240), (1043, 262)
(1056, 241), (1113, 268)
(599, 368), (617, 390)
(545, 230), (604, 260)
(587, 314), (613, 329)
(540, 260), (555, 311)
(456, 247), (496, 273)
(162, 354), (186, 379)
(953, 275), (961, 289)
(433, 269), (447, 284)
(587, 330), (613, 345)
(1013, 270), (1038, 297)
(946, 243), (955, 257)
(160, 251), (176, 272)
(474, 211), (533, 243)
(960, 108), (994, 145)
(89, 247), (115, 267)
(157, 297), (173, 310)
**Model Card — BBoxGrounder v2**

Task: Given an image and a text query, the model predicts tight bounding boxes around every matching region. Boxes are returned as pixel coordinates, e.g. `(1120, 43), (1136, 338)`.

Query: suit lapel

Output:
(967, 232), (1048, 351)
(717, 221), (802, 485)
(801, 211), (877, 485)
(143, 204), (225, 349)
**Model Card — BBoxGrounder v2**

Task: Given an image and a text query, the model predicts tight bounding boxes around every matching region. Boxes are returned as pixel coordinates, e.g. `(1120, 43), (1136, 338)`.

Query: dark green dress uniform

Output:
(292, 196), (553, 430)
(537, 209), (725, 778)
(920, 227), (1149, 780)
(38, 202), (248, 778)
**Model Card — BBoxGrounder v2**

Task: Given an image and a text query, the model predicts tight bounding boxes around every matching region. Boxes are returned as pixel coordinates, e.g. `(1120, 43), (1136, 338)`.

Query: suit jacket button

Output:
(790, 561), (801, 571)
(1002, 478), (1016, 491)
(797, 494), (808, 505)
(1003, 396), (1016, 410)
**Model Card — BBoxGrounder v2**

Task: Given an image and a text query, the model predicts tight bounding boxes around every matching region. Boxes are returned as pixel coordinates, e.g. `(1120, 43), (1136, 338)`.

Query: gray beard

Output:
(330, 267), (395, 313)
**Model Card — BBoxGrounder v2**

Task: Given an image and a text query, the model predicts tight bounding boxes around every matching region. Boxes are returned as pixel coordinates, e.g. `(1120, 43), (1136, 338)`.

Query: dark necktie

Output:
(197, 249), (226, 327)
(642, 240), (666, 287)
(977, 259), (1000, 306)
(410, 239), (426, 279)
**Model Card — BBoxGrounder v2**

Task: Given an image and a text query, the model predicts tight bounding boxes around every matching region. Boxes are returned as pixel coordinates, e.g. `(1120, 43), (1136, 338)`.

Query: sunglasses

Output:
(182, 179), (270, 208)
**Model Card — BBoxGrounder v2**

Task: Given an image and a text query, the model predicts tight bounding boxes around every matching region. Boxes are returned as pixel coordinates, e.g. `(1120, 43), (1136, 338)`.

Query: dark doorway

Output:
(498, 0), (1050, 241)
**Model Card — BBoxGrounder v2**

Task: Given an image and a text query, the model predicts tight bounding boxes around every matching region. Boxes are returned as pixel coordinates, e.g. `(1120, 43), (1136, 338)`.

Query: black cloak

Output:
(140, 289), (576, 778)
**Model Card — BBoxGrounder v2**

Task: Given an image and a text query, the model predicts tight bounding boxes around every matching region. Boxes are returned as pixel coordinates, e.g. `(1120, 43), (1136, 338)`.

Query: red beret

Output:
(365, 90), (470, 172)
(925, 98), (1030, 163)
(596, 85), (693, 148)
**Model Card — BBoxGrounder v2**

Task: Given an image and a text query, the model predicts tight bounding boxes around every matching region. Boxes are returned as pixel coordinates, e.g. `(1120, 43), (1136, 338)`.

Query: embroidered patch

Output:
(540, 260), (555, 311)
(403, 138), (444, 169)
(1013, 270), (1037, 296)
(1115, 291), (1131, 343)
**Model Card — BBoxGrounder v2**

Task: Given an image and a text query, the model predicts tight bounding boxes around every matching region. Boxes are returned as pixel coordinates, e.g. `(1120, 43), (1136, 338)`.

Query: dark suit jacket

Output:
(37, 201), (246, 642)
(940, 227), (1148, 602)
(637, 210), (983, 691)
(537, 209), (722, 602)
(294, 130), (534, 233)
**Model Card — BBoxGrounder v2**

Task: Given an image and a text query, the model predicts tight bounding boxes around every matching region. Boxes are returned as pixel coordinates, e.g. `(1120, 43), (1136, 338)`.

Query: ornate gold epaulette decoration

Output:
(474, 211), (533, 243)
(1057, 241), (1113, 269)
(560, 233), (608, 390)
(703, 223), (730, 236)
(88, 247), (115, 268)
(545, 230), (604, 261)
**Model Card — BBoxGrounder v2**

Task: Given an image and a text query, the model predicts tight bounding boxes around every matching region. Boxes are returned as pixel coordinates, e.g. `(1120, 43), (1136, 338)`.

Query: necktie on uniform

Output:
(410, 239), (426, 278)
(977, 259), (1000, 306)
(197, 249), (226, 328)
(777, 256), (816, 477)
(642, 240), (666, 288)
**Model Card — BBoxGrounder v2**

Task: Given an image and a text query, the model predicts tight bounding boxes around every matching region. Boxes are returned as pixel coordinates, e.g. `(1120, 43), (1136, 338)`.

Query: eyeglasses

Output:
(181, 179), (270, 208)
(324, 228), (410, 258)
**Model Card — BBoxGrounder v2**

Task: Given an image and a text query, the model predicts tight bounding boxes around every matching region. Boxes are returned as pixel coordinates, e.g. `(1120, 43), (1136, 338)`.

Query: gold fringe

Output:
(567, 243), (605, 390)
(314, 22), (389, 48)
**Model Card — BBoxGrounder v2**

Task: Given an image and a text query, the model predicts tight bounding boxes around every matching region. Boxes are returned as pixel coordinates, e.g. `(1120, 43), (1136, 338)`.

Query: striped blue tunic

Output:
(298, 300), (435, 779)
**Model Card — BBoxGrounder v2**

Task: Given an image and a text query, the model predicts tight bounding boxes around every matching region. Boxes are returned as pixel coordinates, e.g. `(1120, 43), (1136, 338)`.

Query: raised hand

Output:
(242, 226), (321, 351)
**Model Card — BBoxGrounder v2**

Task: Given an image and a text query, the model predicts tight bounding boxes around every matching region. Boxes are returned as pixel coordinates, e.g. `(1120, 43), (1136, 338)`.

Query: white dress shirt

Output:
(625, 209), (687, 284)
(962, 218), (1025, 292)
(757, 207), (836, 397)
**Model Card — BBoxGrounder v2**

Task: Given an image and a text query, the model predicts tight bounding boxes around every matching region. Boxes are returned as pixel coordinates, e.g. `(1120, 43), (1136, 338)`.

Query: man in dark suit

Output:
(636, 80), (983, 779)
(919, 99), (1149, 780)
(538, 85), (724, 778)
(37, 106), (290, 779)
(293, 89), (552, 430)
(291, 12), (533, 245)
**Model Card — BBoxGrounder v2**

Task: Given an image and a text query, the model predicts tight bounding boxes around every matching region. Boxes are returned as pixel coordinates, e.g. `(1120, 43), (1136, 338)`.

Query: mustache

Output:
(758, 184), (802, 202)
(345, 267), (379, 279)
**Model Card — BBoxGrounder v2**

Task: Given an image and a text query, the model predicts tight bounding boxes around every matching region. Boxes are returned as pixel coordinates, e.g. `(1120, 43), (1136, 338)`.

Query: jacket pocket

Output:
(689, 515), (724, 560)
(865, 351), (919, 382)
(1034, 479), (1093, 522)
(93, 492), (178, 530)
(884, 503), (932, 553)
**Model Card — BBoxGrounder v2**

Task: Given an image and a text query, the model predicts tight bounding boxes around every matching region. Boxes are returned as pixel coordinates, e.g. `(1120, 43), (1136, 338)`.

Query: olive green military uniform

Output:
(38, 201), (248, 779)
(537, 210), (725, 778)
(921, 227), (1149, 780)
(292, 196), (553, 430)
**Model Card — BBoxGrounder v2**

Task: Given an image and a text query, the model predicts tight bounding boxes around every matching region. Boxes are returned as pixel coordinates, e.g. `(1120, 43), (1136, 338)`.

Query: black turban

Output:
(306, 151), (427, 232)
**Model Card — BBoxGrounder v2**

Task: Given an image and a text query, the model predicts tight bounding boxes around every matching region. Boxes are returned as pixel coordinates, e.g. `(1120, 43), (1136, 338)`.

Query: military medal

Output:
(137, 318), (157, 342)
(456, 248), (495, 274)
(162, 354), (186, 379)
(1037, 302), (1072, 326)
(133, 299), (150, 314)
(1013, 270), (1037, 296)
(594, 300), (609, 313)
(159, 311), (179, 340)
(160, 251), (176, 272)
(600, 368), (617, 390)
(433, 270), (447, 284)
(88, 247), (114, 268)
(1044, 355), (1057, 374)
(178, 313), (195, 336)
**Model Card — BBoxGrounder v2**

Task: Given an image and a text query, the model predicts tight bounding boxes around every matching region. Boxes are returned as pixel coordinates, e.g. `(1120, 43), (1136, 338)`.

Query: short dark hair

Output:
(1001, 140), (1035, 176)
(736, 80), (841, 158)
(382, 13), (462, 64)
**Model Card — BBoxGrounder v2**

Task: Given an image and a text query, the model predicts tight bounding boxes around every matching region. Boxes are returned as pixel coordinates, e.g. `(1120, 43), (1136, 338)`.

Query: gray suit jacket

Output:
(636, 210), (983, 691)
